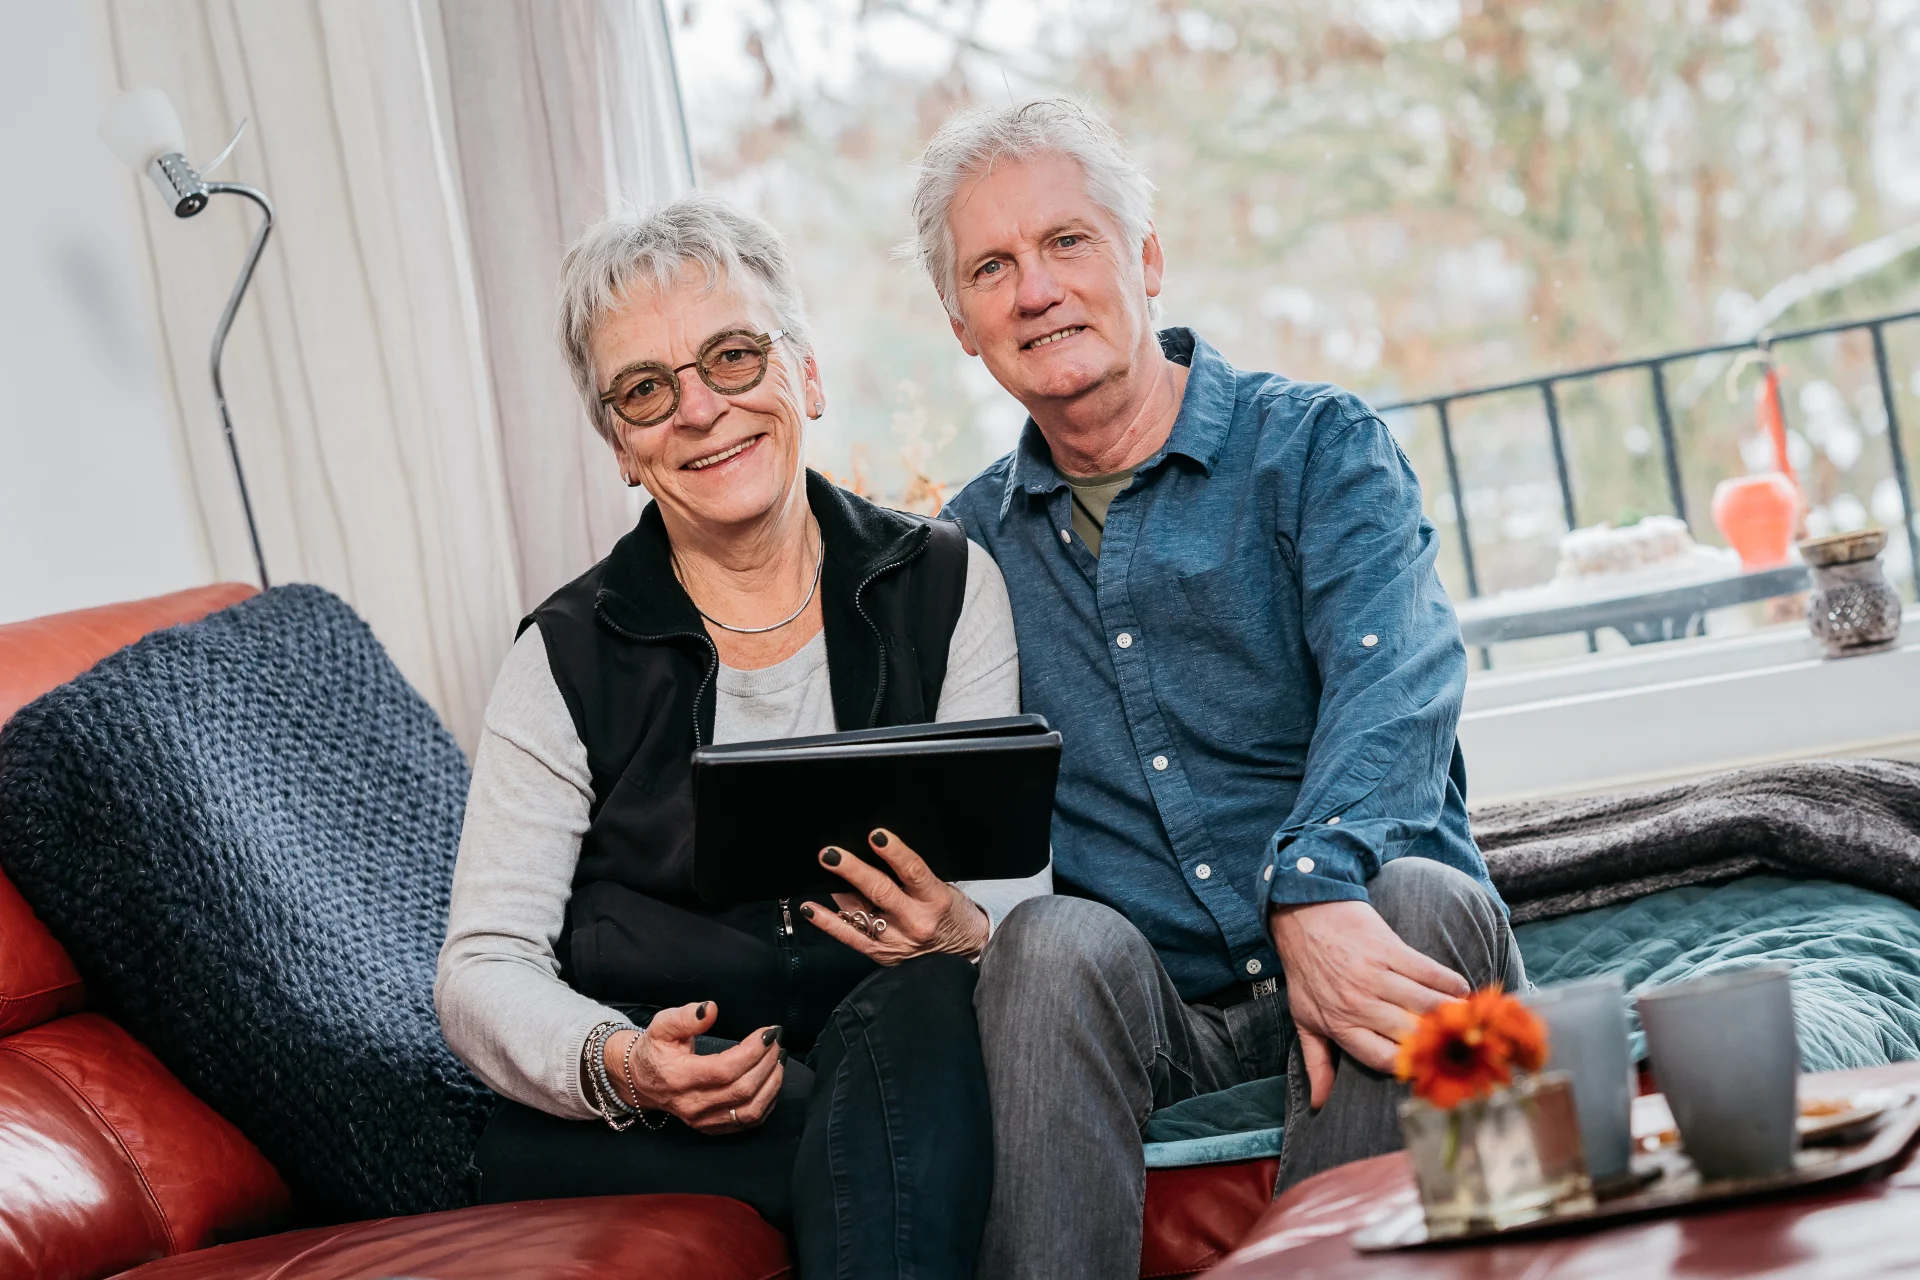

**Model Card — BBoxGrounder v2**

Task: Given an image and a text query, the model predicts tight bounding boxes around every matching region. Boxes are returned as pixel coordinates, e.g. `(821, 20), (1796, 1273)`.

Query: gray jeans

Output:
(972, 857), (1524, 1280)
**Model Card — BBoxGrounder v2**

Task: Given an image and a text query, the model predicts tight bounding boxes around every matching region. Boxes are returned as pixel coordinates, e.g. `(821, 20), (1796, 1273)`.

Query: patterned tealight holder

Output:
(1800, 529), (1902, 658)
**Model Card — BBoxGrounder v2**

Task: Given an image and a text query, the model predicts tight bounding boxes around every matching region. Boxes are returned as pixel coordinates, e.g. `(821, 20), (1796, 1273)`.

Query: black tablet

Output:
(691, 715), (1059, 907)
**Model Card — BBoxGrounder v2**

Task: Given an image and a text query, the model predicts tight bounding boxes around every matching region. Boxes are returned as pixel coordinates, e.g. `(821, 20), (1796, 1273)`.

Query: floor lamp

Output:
(100, 89), (274, 589)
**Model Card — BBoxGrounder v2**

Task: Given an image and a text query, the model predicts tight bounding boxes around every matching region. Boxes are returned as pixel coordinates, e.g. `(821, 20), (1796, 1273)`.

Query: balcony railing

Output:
(1372, 307), (1920, 605)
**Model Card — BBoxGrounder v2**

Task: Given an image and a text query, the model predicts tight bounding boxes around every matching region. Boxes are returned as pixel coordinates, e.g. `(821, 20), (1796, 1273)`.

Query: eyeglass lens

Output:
(609, 332), (771, 427)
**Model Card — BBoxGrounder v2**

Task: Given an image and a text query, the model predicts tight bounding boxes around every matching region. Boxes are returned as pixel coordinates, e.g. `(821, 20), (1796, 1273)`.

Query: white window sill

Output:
(1459, 607), (1920, 805)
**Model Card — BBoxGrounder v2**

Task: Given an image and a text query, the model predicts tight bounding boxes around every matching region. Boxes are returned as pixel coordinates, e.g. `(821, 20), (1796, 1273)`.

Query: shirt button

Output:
(1116, 632), (1133, 649)
(1245, 958), (1263, 976)
(1195, 863), (1212, 880)
(1327, 816), (1341, 826)
(1362, 634), (1379, 648)
(1262, 864), (1274, 882)
(1151, 755), (1168, 771)
(1060, 528), (1072, 544)
(1296, 856), (1316, 873)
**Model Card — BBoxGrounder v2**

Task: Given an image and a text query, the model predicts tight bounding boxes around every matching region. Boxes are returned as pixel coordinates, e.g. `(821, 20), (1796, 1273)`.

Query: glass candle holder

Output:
(1800, 530), (1902, 658)
(1398, 1071), (1594, 1236)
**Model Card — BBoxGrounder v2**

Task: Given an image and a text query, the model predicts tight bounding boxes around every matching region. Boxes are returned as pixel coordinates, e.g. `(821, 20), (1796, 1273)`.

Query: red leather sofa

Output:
(0, 585), (1278, 1278)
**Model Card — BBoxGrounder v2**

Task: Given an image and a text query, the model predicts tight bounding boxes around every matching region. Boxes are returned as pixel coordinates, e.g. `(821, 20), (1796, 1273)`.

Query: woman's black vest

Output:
(524, 471), (971, 1051)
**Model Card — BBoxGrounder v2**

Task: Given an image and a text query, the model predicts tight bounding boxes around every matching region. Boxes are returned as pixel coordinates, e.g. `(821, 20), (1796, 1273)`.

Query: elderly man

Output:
(916, 99), (1524, 1277)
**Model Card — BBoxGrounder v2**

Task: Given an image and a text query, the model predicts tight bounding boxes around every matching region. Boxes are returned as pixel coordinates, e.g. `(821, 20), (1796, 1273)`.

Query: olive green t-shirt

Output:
(1064, 469), (1136, 557)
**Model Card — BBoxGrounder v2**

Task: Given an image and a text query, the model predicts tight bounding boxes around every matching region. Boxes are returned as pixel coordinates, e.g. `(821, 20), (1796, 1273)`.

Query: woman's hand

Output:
(603, 1002), (784, 1133)
(801, 827), (991, 964)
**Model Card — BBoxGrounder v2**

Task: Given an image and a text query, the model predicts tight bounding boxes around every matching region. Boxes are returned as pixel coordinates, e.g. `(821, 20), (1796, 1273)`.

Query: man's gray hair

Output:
(907, 97), (1156, 317)
(558, 191), (812, 444)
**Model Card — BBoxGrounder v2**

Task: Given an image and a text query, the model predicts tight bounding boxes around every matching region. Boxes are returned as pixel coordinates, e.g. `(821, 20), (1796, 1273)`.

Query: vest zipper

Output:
(777, 896), (801, 1030)
(590, 616), (719, 748)
(852, 526), (933, 728)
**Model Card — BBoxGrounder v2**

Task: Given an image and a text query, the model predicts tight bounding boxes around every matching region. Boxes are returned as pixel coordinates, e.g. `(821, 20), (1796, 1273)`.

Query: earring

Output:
(811, 402), (824, 417)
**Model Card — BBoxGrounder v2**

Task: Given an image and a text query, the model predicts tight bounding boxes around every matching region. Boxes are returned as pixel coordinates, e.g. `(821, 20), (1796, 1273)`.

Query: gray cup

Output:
(1636, 962), (1798, 1182)
(1524, 975), (1634, 1184)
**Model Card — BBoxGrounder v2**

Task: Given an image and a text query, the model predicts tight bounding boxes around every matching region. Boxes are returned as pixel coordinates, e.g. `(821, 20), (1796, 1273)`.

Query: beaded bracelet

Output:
(581, 1020), (637, 1131)
(620, 1027), (669, 1131)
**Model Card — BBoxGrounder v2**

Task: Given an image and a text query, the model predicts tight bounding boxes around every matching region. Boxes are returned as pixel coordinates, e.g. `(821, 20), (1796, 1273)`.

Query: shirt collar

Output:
(1002, 327), (1236, 515)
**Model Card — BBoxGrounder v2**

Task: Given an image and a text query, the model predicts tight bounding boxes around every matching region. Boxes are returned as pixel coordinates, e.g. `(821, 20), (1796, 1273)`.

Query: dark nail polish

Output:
(871, 829), (890, 847)
(799, 903), (815, 919)
(696, 1003), (709, 1020)
(780, 1048), (789, 1065)
(762, 1025), (783, 1046)
(821, 847), (842, 866)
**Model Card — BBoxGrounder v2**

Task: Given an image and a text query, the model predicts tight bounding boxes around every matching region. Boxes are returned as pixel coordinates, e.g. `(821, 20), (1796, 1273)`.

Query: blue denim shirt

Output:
(946, 329), (1499, 999)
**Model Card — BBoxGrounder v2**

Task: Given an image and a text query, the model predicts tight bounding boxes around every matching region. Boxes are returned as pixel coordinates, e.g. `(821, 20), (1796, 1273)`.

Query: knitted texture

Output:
(1476, 758), (1920, 924)
(0, 585), (492, 1218)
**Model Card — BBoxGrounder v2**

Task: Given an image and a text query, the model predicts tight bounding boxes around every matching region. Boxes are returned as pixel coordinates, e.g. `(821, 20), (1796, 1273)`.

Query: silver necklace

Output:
(681, 528), (825, 635)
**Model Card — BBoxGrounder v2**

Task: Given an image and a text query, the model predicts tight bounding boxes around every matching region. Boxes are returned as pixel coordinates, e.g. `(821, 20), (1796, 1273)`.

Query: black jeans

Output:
(474, 954), (993, 1280)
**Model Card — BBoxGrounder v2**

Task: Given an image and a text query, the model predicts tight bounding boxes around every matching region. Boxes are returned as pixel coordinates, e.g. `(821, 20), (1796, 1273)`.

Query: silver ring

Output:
(730, 1107), (739, 1127)
(872, 917), (887, 935)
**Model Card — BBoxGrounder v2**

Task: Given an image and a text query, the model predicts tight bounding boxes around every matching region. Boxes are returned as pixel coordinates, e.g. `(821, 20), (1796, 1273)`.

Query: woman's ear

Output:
(611, 435), (643, 488)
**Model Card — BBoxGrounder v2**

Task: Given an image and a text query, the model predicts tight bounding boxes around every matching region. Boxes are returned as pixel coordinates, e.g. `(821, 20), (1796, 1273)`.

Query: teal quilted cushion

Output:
(1517, 875), (1920, 1073)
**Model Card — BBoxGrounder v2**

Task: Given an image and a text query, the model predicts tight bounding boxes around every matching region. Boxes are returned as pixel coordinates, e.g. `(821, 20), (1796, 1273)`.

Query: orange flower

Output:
(1394, 986), (1549, 1109)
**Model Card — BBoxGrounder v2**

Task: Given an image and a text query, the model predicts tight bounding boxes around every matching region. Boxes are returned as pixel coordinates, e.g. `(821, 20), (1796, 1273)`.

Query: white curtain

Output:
(101, 0), (694, 748)
(437, 0), (695, 607)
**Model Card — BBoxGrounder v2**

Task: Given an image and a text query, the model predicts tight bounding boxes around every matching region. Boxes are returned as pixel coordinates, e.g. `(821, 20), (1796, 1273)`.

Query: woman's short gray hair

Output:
(907, 98), (1156, 317)
(558, 192), (812, 444)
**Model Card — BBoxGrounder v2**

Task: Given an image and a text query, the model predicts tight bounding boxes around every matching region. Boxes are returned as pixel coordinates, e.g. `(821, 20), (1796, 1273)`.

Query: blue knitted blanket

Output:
(0, 585), (492, 1218)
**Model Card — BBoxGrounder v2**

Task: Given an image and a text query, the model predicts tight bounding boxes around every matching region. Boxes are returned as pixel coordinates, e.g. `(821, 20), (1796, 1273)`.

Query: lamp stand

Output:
(203, 182), (274, 590)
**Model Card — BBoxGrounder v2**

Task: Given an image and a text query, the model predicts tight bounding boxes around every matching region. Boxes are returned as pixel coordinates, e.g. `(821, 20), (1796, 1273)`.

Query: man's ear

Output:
(802, 346), (825, 414)
(1141, 224), (1166, 299)
(949, 312), (981, 358)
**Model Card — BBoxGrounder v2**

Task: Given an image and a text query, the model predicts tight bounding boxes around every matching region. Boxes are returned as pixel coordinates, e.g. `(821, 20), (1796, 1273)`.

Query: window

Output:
(676, 0), (1920, 680)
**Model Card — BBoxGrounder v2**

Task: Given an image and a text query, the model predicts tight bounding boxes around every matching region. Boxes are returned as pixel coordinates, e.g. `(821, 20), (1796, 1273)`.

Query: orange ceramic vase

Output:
(1711, 473), (1801, 570)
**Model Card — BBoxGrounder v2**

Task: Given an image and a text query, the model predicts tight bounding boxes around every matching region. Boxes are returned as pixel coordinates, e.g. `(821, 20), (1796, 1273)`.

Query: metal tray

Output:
(1353, 1089), (1920, 1252)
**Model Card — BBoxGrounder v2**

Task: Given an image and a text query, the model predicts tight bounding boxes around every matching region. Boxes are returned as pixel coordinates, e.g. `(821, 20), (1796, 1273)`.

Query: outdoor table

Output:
(1456, 564), (1809, 648)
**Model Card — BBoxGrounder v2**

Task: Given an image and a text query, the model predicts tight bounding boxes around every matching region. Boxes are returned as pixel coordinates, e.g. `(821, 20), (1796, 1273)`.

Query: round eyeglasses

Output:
(598, 328), (788, 428)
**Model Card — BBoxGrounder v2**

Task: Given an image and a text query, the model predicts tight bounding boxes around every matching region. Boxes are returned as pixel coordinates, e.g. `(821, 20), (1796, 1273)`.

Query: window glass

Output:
(676, 0), (1920, 671)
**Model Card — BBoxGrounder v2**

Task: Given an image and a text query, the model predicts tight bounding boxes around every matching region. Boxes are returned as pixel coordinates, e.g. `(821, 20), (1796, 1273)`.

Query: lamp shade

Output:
(100, 89), (187, 171)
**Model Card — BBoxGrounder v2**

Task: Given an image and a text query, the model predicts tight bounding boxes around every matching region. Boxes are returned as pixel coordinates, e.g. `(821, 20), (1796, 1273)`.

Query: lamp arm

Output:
(204, 182), (274, 589)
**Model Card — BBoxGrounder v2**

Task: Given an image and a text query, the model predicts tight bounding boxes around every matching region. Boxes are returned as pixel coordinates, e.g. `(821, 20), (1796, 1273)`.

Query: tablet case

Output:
(692, 715), (1059, 906)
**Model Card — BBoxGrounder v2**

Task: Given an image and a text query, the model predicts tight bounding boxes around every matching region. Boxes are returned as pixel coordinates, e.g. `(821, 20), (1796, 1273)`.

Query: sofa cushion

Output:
(113, 1194), (792, 1280)
(0, 869), (84, 1036)
(0, 1013), (288, 1280)
(0, 585), (490, 1218)
(1141, 1158), (1281, 1278)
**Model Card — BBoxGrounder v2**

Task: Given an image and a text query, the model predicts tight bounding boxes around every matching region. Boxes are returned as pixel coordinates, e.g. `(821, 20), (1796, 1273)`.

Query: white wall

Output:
(0, 2), (211, 624)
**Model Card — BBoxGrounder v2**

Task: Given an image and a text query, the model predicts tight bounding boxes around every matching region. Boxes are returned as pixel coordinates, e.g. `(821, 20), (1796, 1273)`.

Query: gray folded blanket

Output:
(1476, 758), (1920, 924)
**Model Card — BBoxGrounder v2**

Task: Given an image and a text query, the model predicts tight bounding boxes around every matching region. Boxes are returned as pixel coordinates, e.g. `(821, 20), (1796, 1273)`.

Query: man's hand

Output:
(1267, 899), (1469, 1110)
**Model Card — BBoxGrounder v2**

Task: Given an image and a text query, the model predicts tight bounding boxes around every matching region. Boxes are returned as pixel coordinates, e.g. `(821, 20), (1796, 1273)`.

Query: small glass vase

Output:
(1398, 1071), (1595, 1236)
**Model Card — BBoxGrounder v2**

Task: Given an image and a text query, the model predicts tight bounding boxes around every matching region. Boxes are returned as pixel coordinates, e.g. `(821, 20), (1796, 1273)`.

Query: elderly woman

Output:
(435, 193), (1045, 1278)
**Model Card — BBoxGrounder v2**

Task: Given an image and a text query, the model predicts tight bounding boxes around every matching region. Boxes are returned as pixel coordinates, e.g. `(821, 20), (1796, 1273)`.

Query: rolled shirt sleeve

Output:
(1262, 411), (1468, 908)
